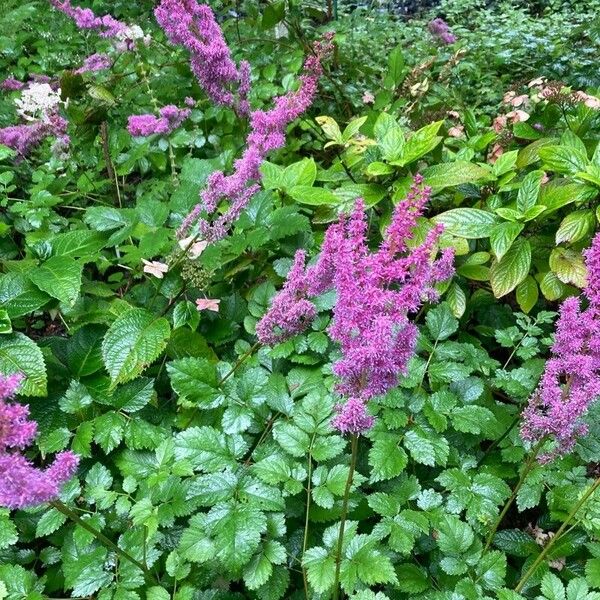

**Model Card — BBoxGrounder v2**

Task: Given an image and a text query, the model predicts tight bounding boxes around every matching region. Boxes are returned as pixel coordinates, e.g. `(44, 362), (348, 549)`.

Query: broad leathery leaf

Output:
(0, 272), (50, 318)
(516, 170), (544, 214)
(555, 210), (595, 245)
(549, 247), (586, 288)
(489, 221), (524, 261)
(102, 307), (170, 387)
(0, 333), (47, 396)
(422, 161), (494, 189)
(29, 256), (83, 306)
(432, 208), (498, 239)
(490, 238), (531, 297)
(516, 276), (539, 314)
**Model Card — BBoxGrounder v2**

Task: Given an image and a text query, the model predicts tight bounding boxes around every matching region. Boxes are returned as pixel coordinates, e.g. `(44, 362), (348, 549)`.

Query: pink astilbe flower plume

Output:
(428, 18), (457, 45)
(48, 0), (126, 37)
(177, 30), (334, 242)
(0, 373), (79, 509)
(257, 176), (454, 434)
(521, 232), (600, 461)
(127, 105), (191, 137)
(155, 0), (251, 115)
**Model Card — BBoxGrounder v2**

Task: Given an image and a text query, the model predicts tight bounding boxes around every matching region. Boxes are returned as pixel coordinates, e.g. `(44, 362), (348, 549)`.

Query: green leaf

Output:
(493, 529), (538, 557)
(273, 422), (310, 457)
(102, 308), (170, 387)
(209, 501), (267, 569)
(0, 272), (50, 318)
(432, 208), (498, 239)
(368, 434), (408, 482)
(516, 276), (539, 314)
(380, 126), (405, 162)
(342, 117), (368, 143)
(167, 357), (221, 408)
(425, 303), (458, 341)
(446, 282), (466, 318)
(35, 508), (67, 537)
(0, 510), (18, 549)
(0, 333), (46, 396)
(387, 43), (404, 87)
(29, 256), (82, 306)
(304, 546), (335, 593)
(539, 145), (589, 175)
(0, 309), (11, 334)
(395, 563), (430, 593)
(476, 550), (507, 591)
(52, 230), (106, 258)
(288, 185), (338, 205)
(179, 514), (215, 563)
(451, 405), (495, 435)
(262, 0), (285, 29)
(539, 271), (567, 301)
(540, 572), (565, 600)
(66, 324), (106, 377)
(174, 426), (247, 472)
(516, 170), (544, 213)
(490, 238), (531, 297)
(489, 222), (524, 261)
(437, 515), (475, 554)
(422, 161), (493, 189)
(556, 210), (595, 245)
(391, 121), (443, 166)
(549, 247), (586, 287)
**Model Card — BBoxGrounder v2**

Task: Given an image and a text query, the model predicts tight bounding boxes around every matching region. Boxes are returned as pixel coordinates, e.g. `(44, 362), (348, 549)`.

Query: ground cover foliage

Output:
(0, 0), (600, 599)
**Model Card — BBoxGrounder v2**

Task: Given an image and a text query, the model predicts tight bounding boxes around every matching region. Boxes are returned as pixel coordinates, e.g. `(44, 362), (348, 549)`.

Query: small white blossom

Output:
(15, 83), (61, 122)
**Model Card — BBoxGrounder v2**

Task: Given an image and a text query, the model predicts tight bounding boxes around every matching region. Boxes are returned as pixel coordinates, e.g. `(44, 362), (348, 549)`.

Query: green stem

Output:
(515, 476), (600, 593)
(181, 342), (261, 429)
(332, 435), (358, 600)
(302, 434), (317, 599)
(484, 440), (543, 552)
(51, 500), (154, 582)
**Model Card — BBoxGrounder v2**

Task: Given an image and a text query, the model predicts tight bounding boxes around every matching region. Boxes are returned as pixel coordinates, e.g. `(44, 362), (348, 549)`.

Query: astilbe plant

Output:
(127, 104), (192, 137)
(154, 0), (251, 116)
(0, 373), (79, 509)
(257, 176), (454, 433)
(521, 232), (600, 461)
(48, 0), (126, 37)
(163, 3), (334, 241)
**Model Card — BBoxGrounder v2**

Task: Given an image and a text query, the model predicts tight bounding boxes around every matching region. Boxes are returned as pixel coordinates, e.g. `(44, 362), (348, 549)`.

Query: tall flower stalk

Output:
(0, 373), (79, 509)
(521, 232), (600, 461)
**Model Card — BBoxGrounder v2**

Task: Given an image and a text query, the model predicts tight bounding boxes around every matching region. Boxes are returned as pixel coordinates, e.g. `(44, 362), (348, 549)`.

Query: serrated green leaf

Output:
(432, 208), (498, 239)
(0, 333), (46, 396)
(490, 238), (531, 297)
(102, 308), (170, 387)
(29, 256), (82, 306)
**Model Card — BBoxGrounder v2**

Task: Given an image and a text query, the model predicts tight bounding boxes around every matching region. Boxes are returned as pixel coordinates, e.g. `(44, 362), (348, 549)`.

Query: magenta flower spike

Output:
(521, 232), (600, 461)
(0, 373), (79, 509)
(257, 176), (454, 434)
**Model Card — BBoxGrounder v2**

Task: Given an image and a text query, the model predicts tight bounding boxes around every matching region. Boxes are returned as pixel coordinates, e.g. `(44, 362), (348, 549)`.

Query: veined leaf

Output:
(0, 333), (46, 396)
(432, 208), (498, 239)
(490, 238), (531, 297)
(102, 308), (170, 387)
(29, 256), (83, 306)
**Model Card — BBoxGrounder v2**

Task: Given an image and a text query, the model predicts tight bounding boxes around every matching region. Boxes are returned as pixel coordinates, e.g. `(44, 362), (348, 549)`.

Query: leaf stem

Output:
(50, 500), (155, 582)
(302, 434), (316, 599)
(332, 434), (358, 600)
(515, 476), (600, 592)
(483, 440), (543, 552)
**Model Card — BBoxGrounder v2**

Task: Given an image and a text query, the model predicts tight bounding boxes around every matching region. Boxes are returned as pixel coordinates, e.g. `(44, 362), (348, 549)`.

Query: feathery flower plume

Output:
(75, 53), (112, 75)
(127, 105), (191, 137)
(155, 0), (251, 115)
(0, 373), (79, 509)
(48, 0), (126, 37)
(521, 232), (600, 461)
(178, 31), (334, 241)
(1, 78), (25, 91)
(257, 176), (454, 434)
(428, 18), (457, 45)
(0, 113), (67, 158)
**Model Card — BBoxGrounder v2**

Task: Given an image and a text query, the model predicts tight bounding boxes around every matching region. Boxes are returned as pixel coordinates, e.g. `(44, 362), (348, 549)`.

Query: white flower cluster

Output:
(14, 83), (62, 122)
(114, 25), (151, 52)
